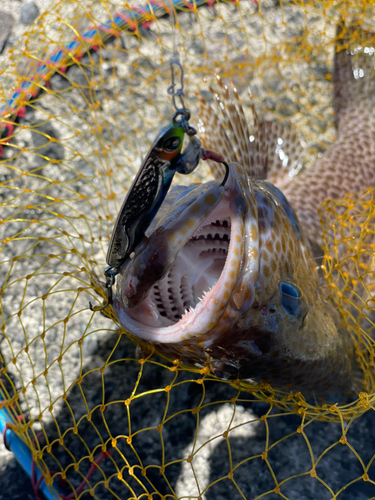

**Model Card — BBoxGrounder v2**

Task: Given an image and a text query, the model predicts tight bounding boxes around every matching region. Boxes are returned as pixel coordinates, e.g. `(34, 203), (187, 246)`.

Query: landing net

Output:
(1, 0), (375, 499)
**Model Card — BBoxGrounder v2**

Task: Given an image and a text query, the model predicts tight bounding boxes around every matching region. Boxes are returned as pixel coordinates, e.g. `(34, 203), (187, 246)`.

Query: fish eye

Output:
(163, 136), (181, 152)
(280, 281), (301, 316)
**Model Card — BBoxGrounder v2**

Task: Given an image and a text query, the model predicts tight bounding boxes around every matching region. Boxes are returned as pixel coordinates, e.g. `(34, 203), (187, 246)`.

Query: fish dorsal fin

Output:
(211, 74), (252, 171)
(246, 89), (305, 185)
(248, 92), (267, 180)
(197, 77), (305, 187)
(252, 119), (305, 189)
(195, 90), (236, 181)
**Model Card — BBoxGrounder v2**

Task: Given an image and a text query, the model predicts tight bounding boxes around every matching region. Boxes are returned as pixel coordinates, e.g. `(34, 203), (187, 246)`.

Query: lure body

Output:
(107, 120), (201, 270)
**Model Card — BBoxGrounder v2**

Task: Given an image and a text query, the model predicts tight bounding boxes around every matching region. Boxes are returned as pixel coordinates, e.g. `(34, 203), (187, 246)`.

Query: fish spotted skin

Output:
(113, 22), (374, 397)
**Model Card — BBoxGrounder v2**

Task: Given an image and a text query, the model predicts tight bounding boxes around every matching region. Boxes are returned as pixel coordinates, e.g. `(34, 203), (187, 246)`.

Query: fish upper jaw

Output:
(114, 162), (259, 344)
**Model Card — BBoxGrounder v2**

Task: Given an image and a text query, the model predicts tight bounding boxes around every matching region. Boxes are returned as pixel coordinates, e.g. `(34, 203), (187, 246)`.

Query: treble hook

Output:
(89, 266), (118, 312)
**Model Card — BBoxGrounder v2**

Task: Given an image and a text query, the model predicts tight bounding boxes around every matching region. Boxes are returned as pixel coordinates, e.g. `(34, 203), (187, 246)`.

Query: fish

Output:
(112, 22), (375, 396)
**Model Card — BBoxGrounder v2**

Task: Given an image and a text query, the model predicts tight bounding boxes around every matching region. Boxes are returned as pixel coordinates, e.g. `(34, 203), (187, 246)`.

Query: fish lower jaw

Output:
(115, 204), (244, 343)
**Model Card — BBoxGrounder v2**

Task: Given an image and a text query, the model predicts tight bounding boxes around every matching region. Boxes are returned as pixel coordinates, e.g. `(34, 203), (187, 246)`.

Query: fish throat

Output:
(115, 172), (248, 342)
(149, 217), (231, 325)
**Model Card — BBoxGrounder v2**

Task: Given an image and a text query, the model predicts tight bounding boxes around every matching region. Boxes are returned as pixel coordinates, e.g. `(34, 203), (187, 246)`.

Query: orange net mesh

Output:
(1, 0), (375, 498)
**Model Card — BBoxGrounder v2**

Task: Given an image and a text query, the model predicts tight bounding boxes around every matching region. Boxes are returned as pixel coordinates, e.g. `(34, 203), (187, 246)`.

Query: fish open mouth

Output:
(148, 216), (231, 325)
(114, 165), (255, 343)
(114, 185), (246, 342)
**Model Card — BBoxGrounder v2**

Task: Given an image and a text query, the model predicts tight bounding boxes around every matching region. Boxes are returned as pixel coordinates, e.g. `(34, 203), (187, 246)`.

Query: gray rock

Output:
(263, 96), (277, 111)
(30, 119), (65, 167)
(0, 11), (14, 53)
(137, 57), (156, 70)
(287, 11), (304, 27)
(20, 2), (39, 25)
(188, 39), (205, 55)
(312, 63), (330, 79)
(49, 72), (71, 92)
(287, 28), (305, 41)
(279, 95), (300, 116)
(263, 68), (284, 93)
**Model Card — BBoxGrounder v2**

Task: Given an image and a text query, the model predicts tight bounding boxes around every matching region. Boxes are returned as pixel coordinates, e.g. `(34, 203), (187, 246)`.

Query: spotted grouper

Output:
(113, 23), (375, 396)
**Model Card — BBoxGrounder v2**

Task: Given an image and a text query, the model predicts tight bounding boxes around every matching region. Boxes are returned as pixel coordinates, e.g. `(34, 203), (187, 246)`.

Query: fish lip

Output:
(114, 163), (250, 343)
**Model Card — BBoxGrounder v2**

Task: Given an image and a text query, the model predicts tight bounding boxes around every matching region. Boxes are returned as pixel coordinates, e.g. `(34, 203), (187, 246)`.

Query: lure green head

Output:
(153, 121), (185, 162)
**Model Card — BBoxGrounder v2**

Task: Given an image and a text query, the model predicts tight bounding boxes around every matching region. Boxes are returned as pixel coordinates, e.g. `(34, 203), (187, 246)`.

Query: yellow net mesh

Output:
(1, 0), (375, 498)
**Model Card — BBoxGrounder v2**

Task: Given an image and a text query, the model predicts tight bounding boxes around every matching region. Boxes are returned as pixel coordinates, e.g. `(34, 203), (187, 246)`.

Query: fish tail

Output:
(334, 21), (375, 130)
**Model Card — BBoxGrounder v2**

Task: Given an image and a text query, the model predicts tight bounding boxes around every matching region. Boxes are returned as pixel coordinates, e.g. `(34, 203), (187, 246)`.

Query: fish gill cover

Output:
(0, 0), (375, 499)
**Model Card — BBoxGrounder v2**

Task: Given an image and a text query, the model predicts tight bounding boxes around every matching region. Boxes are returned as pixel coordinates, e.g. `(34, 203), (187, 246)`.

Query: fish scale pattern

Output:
(1, 0), (375, 499)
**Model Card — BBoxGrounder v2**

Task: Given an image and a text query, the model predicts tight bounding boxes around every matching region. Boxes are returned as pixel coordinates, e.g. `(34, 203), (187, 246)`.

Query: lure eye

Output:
(280, 282), (301, 317)
(163, 136), (181, 152)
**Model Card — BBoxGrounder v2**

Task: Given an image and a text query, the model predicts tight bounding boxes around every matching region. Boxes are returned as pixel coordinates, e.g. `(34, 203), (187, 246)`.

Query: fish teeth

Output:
(193, 217), (230, 237)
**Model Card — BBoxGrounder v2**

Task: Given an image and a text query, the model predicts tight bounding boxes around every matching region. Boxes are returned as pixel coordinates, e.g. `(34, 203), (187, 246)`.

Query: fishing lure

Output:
(89, 113), (193, 310)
